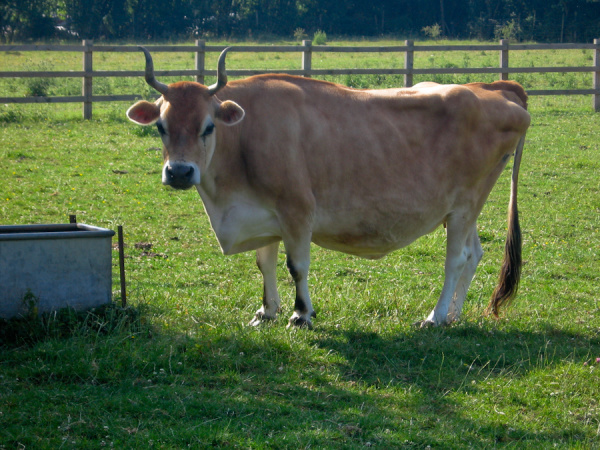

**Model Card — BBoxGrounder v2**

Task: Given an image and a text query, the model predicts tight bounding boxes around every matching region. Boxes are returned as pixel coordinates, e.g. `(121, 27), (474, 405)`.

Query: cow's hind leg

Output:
(249, 241), (282, 326)
(447, 225), (483, 322)
(284, 237), (316, 329)
(421, 216), (477, 327)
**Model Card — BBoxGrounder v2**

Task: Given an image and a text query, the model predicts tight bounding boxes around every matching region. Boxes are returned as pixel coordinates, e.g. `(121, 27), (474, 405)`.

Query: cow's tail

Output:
(486, 134), (525, 318)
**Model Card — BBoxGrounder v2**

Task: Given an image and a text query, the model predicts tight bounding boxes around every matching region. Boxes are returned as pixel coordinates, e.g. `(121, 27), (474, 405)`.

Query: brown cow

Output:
(127, 47), (530, 328)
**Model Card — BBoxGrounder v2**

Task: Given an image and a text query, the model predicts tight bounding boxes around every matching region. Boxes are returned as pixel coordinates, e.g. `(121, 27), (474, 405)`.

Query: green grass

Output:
(1, 40), (600, 448)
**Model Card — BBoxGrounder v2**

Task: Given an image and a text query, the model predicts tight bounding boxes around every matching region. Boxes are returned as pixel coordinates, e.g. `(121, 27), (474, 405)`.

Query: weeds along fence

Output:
(1, 39), (599, 119)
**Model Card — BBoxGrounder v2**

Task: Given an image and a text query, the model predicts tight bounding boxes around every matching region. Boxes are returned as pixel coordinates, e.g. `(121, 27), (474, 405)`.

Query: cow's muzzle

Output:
(162, 161), (200, 190)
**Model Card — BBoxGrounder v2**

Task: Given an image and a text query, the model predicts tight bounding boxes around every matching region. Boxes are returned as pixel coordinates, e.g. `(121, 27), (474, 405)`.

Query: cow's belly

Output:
(312, 210), (445, 259)
(199, 190), (447, 258)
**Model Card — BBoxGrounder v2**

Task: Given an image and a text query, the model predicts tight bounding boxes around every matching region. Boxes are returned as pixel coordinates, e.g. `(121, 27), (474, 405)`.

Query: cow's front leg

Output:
(249, 241), (282, 326)
(284, 239), (316, 329)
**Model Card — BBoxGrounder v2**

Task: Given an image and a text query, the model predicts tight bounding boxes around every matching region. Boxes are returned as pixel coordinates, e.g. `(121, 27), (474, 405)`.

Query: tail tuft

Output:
(485, 135), (525, 318)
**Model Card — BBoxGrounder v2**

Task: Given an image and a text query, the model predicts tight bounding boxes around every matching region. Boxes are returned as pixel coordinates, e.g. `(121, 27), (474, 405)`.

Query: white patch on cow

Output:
(196, 189), (281, 255)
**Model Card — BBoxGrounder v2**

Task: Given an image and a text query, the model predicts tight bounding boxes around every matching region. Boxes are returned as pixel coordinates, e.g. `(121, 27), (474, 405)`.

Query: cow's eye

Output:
(156, 122), (166, 136)
(201, 123), (215, 137)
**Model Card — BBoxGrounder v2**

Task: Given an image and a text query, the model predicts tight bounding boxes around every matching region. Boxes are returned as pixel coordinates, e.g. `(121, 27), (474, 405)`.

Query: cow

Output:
(127, 47), (530, 329)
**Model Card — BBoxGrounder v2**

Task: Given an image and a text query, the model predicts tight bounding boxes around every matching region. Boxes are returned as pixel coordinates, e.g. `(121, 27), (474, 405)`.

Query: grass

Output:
(1, 39), (600, 448)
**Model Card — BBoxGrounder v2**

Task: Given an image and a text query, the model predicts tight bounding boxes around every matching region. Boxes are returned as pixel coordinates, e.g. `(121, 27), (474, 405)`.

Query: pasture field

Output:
(1, 40), (600, 448)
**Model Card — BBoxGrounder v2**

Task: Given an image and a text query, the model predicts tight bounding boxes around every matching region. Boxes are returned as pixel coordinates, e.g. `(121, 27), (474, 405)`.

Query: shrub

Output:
(25, 77), (53, 97)
(293, 28), (307, 41)
(313, 30), (327, 45)
(422, 23), (442, 40)
(495, 18), (522, 41)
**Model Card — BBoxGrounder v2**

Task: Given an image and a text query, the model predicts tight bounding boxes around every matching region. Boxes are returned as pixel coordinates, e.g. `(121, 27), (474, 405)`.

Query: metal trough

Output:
(0, 223), (115, 319)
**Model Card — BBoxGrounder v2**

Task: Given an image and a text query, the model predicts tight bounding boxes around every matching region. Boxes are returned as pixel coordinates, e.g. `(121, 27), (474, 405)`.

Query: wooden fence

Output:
(1, 39), (599, 119)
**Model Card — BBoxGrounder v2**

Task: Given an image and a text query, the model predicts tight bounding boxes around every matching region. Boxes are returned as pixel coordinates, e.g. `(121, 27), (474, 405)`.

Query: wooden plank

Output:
(412, 67), (502, 75)
(526, 89), (599, 95)
(1, 43), (595, 54)
(500, 39), (509, 81)
(3, 89), (597, 106)
(91, 95), (143, 101)
(2, 65), (593, 80)
(99, 45), (303, 53)
(0, 96), (85, 103)
(414, 44), (500, 52)
(0, 71), (86, 78)
(82, 39), (93, 119)
(511, 43), (595, 50)
(594, 39), (600, 112)
(503, 66), (596, 73)
(302, 40), (312, 78)
(404, 40), (414, 87)
(195, 39), (205, 84)
(0, 44), (82, 52)
(311, 46), (408, 53)
(0, 95), (144, 104)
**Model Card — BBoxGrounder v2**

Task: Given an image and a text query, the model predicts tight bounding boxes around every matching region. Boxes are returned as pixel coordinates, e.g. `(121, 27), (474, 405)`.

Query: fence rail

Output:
(1, 39), (599, 118)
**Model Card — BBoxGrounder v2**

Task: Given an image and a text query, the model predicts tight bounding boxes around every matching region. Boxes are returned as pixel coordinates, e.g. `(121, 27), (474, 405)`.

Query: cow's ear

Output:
(127, 100), (160, 125)
(215, 100), (245, 126)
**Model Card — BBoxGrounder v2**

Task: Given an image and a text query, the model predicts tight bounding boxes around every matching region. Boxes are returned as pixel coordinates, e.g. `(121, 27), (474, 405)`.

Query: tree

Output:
(1, 0), (56, 41)
(2, 0), (600, 41)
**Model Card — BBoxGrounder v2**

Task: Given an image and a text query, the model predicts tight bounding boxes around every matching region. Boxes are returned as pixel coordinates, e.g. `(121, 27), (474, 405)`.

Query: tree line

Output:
(2, 0), (600, 43)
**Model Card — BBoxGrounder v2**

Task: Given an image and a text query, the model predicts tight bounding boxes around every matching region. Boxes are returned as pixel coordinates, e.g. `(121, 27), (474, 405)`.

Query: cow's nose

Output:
(162, 162), (199, 189)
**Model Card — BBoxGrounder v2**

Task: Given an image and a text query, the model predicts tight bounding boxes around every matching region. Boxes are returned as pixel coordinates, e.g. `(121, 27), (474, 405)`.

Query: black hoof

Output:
(248, 312), (275, 327)
(287, 316), (314, 330)
(413, 319), (435, 328)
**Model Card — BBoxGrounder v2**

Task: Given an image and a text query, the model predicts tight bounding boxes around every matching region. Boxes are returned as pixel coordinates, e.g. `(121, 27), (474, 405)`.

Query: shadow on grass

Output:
(0, 302), (146, 349)
(2, 303), (598, 447)
(168, 321), (600, 447)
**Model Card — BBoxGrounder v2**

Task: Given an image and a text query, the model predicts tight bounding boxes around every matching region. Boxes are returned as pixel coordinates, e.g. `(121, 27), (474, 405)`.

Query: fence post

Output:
(302, 40), (312, 77)
(195, 39), (205, 84)
(82, 39), (93, 120)
(499, 39), (509, 81)
(404, 39), (414, 87)
(594, 38), (600, 112)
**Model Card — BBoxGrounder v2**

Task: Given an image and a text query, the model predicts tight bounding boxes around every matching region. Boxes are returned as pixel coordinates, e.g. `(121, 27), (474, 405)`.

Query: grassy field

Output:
(1, 40), (600, 448)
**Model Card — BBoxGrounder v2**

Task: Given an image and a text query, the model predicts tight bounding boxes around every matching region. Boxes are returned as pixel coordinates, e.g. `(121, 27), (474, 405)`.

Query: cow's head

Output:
(127, 47), (245, 190)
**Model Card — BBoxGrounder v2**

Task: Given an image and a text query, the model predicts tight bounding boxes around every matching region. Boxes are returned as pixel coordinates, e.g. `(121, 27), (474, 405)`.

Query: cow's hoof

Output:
(287, 312), (315, 330)
(415, 318), (453, 328)
(414, 319), (435, 328)
(248, 311), (275, 327)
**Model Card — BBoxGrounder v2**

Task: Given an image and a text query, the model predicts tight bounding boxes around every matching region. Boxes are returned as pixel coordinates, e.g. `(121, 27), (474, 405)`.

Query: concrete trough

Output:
(0, 223), (115, 319)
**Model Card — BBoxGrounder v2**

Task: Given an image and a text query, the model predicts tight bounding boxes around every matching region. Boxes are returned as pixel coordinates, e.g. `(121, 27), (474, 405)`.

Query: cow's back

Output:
(218, 76), (530, 257)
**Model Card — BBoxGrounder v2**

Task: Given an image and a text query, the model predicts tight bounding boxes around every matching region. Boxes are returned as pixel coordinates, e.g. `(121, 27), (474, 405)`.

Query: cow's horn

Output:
(139, 46), (169, 96)
(208, 47), (230, 96)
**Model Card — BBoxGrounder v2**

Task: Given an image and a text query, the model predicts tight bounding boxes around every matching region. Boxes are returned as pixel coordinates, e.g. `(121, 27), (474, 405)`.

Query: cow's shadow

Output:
(304, 322), (599, 444)
(179, 315), (599, 446)
(313, 322), (598, 387)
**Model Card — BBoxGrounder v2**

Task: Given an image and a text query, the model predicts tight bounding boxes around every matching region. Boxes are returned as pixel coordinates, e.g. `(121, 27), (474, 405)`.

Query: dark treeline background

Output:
(2, 0), (600, 43)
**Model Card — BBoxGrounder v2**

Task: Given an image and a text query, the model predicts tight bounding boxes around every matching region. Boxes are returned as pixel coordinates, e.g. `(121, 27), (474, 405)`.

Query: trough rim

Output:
(0, 223), (115, 241)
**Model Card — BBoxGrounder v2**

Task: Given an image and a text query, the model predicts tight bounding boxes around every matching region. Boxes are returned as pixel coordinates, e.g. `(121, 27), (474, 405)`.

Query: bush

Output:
(293, 28), (307, 41)
(495, 18), (522, 41)
(422, 23), (442, 40)
(25, 77), (53, 97)
(313, 29), (327, 45)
